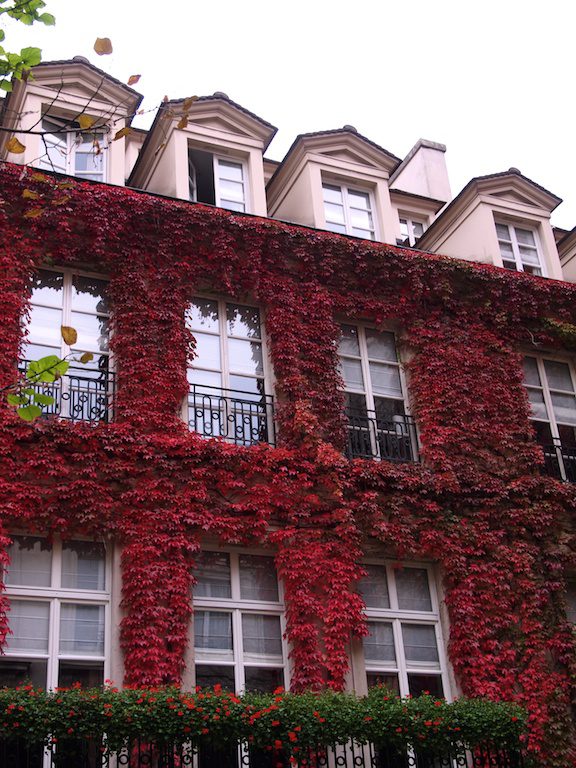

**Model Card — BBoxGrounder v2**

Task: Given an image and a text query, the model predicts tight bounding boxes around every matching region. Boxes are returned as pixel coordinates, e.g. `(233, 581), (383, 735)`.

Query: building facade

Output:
(0, 58), (575, 766)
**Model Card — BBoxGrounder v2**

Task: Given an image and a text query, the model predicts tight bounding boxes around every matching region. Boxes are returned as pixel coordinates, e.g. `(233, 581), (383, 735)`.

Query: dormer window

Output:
(495, 222), (544, 276)
(188, 148), (247, 212)
(38, 117), (106, 182)
(398, 216), (426, 246)
(322, 183), (375, 240)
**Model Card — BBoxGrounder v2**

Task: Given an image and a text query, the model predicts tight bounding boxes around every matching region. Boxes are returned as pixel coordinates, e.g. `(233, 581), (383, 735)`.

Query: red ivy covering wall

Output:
(0, 164), (575, 765)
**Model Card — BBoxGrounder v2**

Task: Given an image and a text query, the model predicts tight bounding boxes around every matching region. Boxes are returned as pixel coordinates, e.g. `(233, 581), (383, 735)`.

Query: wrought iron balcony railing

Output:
(188, 383), (275, 447)
(0, 737), (525, 768)
(18, 360), (115, 425)
(345, 407), (418, 462)
(541, 437), (576, 483)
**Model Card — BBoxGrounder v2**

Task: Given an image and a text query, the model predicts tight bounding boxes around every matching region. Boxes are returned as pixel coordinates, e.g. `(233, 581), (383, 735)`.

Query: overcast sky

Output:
(5, 0), (575, 228)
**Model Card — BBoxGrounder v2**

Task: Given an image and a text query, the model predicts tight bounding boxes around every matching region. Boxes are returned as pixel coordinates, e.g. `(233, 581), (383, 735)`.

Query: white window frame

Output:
(188, 148), (250, 213)
(524, 354), (576, 481)
(25, 267), (112, 422)
(193, 549), (289, 694)
(495, 220), (546, 276)
(360, 562), (451, 700)
(185, 296), (274, 444)
(3, 536), (111, 691)
(38, 115), (107, 182)
(398, 215), (427, 246)
(339, 323), (417, 461)
(322, 181), (377, 240)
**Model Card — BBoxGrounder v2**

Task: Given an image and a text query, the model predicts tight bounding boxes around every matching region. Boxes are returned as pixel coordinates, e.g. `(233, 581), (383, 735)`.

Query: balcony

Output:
(345, 407), (418, 462)
(188, 383), (276, 446)
(541, 437), (576, 482)
(19, 360), (115, 425)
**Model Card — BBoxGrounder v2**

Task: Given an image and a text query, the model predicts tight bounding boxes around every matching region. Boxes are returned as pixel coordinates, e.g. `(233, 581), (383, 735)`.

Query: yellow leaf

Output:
(127, 74), (141, 86)
(93, 139), (102, 156)
(52, 195), (71, 206)
(78, 114), (95, 130)
(94, 37), (113, 55)
(61, 326), (78, 345)
(177, 116), (188, 130)
(23, 208), (44, 219)
(31, 172), (48, 182)
(22, 189), (40, 200)
(79, 352), (94, 364)
(182, 96), (199, 111)
(113, 127), (131, 142)
(6, 137), (26, 154)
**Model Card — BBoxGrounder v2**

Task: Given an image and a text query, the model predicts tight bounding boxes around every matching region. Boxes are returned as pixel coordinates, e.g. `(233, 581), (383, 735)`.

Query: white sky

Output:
(4, 0), (575, 228)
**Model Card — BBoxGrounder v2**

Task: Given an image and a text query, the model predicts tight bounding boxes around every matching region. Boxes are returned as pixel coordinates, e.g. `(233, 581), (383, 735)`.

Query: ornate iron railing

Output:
(0, 737), (525, 768)
(188, 383), (275, 446)
(19, 360), (115, 425)
(345, 407), (418, 462)
(541, 438), (576, 483)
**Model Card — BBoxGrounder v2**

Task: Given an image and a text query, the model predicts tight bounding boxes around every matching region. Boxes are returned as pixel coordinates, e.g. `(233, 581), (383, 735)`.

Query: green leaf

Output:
(33, 393), (55, 406)
(0, 79), (12, 92)
(7, 393), (26, 406)
(38, 12), (55, 25)
(22, 388), (35, 396)
(17, 404), (42, 422)
(0, 30), (5, 42)
(27, 355), (69, 382)
(20, 46), (42, 67)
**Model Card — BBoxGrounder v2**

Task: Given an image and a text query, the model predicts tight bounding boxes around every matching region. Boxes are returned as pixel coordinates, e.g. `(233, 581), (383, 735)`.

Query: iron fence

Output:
(345, 407), (418, 462)
(19, 360), (115, 425)
(188, 384), (275, 446)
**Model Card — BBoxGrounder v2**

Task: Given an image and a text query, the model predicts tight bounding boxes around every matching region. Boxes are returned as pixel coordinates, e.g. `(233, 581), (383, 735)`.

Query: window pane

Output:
(0, 659), (47, 688)
(219, 179), (244, 202)
(412, 222), (425, 238)
(227, 305), (261, 339)
(194, 611), (233, 653)
(326, 221), (347, 235)
(228, 375), (266, 400)
(75, 152), (104, 175)
(195, 664), (235, 691)
(227, 339), (263, 376)
(239, 555), (279, 602)
(69, 312), (109, 353)
(218, 160), (243, 182)
(364, 621), (396, 663)
(187, 299), (219, 332)
(348, 190), (370, 210)
(339, 325), (361, 357)
(31, 270), (64, 307)
(26, 305), (63, 346)
(396, 569), (432, 612)
(499, 242), (514, 259)
(366, 330), (398, 362)
(369, 363), (402, 397)
(551, 392), (576, 426)
(242, 614), (282, 656)
(6, 600), (50, 652)
(6, 536), (52, 587)
(495, 223), (511, 240)
(324, 201), (346, 224)
(544, 361), (574, 392)
(244, 667), (284, 693)
(360, 565), (390, 608)
(519, 247), (540, 267)
(401, 624), (439, 664)
(192, 332), (221, 370)
(350, 208), (373, 230)
(71, 276), (109, 315)
(527, 388), (548, 421)
(61, 542), (106, 591)
(194, 552), (232, 598)
(59, 661), (104, 688)
(408, 674), (444, 698)
(366, 672), (399, 692)
(523, 357), (541, 387)
(340, 358), (364, 390)
(515, 228), (536, 246)
(221, 200), (245, 213)
(188, 369), (222, 389)
(323, 185), (343, 204)
(59, 604), (105, 656)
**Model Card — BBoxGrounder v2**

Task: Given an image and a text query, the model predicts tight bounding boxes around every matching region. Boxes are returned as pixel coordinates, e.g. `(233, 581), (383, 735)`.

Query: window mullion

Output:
(233, 609), (244, 693)
(510, 227), (524, 272)
(341, 186), (351, 235)
(392, 618), (409, 696)
(48, 599), (60, 690)
(220, 300), (230, 392)
(538, 358), (560, 440)
(213, 156), (221, 208)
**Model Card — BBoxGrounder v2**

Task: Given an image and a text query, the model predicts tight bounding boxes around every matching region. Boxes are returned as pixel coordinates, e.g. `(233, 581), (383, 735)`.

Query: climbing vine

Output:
(0, 163), (575, 765)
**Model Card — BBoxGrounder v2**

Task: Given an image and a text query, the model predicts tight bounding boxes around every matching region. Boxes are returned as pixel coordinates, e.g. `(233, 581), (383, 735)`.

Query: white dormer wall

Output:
(1, 63), (138, 187)
(267, 136), (400, 244)
(418, 181), (564, 280)
(132, 102), (271, 216)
